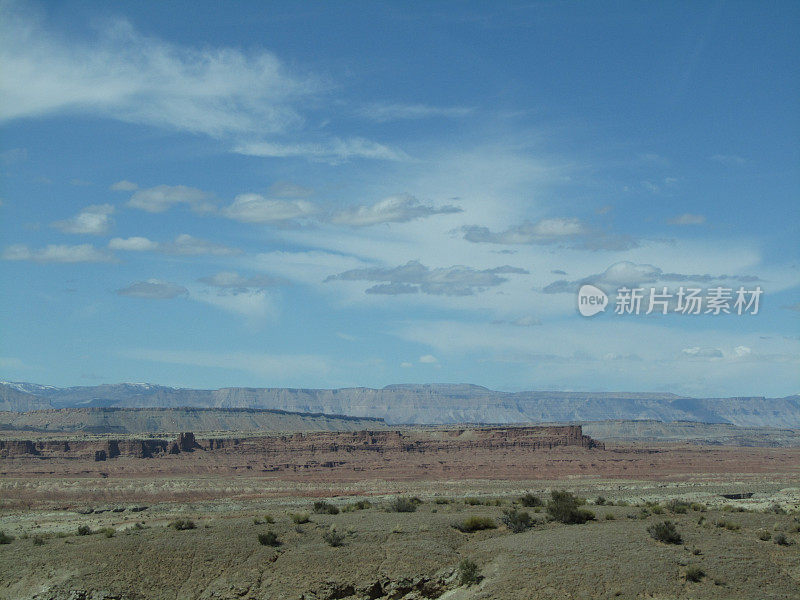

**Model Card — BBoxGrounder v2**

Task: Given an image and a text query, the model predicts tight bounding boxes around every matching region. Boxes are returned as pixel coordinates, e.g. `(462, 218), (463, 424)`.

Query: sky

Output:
(0, 1), (798, 396)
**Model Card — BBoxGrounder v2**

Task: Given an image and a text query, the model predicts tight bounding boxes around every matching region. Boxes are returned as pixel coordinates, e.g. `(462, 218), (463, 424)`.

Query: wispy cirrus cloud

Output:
(233, 138), (408, 163)
(52, 204), (115, 235)
(330, 194), (462, 227)
(358, 103), (473, 122)
(0, 6), (402, 164)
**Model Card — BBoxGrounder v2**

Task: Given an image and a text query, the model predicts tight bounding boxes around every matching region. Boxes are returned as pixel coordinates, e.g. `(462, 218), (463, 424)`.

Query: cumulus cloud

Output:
(2, 243), (113, 263)
(326, 260), (529, 296)
(128, 185), (214, 213)
(52, 204), (115, 235)
(542, 261), (761, 294)
(198, 271), (283, 289)
(110, 180), (138, 191)
(108, 236), (159, 251)
(462, 218), (639, 251)
(191, 288), (275, 320)
(668, 213), (706, 225)
(222, 193), (315, 223)
(331, 194), (462, 227)
(419, 354), (438, 364)
(681, 346), (724, 359)
(109, 234), (239, 255)
(358, 103), (473, 122)
(116, 279), (188, 299)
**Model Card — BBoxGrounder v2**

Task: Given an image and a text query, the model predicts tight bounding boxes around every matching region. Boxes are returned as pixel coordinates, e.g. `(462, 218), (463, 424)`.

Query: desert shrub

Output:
(258, 530), (280, 546)
(546, 490), (595, 525)
(650, 505), (664, 515)
(434, 498), (451, 505)
(341, 500), (370, 513)
(388, 497), (420, 513)
(765, 503), (786, 515)
(263, 515), (275, 524)
(55, 531), (69, 538)
(604, 513), (616, 521)
(323, 527), (345, 547)
(666, 500), (690, 514)
(290, 512), (311, 524)
(616, 500), (630, 507)
(99, 527), (115, 538)
(714, 519), (740, 531)
(253, 517), (263, 525)
(313, 501), (340, 515)
(685, 566), (705, 582)
(168, 519), (196, 531)
(757, 529), (771, 541)
(454, 516), (497, 533)
(774, 533), (792, 546)
(32, 535), (46, 546)
(648, 520), (682, 544)
(458, 559), (480, 586)
(500, 508), (532, 533)
(0, 531), (14, 544)
(690, 502), (707, 512)
(594, 496), (607, 506)
(76, 525), (92, 536)
(519, 493), (543, 507)
(464, 497), (483, 506)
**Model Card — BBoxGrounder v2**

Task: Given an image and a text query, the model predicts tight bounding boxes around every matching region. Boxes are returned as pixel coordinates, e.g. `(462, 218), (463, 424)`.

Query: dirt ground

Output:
(1, 444), (798, 599)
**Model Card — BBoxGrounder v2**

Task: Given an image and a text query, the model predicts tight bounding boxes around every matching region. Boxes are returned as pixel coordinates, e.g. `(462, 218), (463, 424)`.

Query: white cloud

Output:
(358, 103), (473, 122)
(400, 361), (413, 368)
(681, 346), (724, 359)
(222, 193), (315, 223)
(52, 204), (114, 235)
(110, 180), (138, 191)
(327, 260), (529, 296)
(108, 236), (159, 251)
(128, 185), (213, 213)
(668, 213), (706, 225)
(419, 354), (438, 364)
(233, 138), (408, 163)
(108, 234), (238, 255)
(161, 234), (240, 256)
(2, 243), (113, 263)
(710, 154), (746, 166)
(116, 279), (188, 299)
(330, 194), (462, 227)
(0, 8), (313, 139)
(542, 261), (761, 294)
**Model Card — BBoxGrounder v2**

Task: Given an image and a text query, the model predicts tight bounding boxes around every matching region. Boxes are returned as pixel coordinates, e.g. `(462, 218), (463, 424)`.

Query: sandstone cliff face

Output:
(0, 426), (601, 461)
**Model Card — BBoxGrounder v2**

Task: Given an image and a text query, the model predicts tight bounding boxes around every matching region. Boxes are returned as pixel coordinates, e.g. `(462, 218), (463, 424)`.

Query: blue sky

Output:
(1, 1), (798, 396)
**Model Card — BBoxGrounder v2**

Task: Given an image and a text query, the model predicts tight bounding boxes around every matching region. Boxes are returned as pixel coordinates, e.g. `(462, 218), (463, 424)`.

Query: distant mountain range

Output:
(1, 381), (798, 427)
